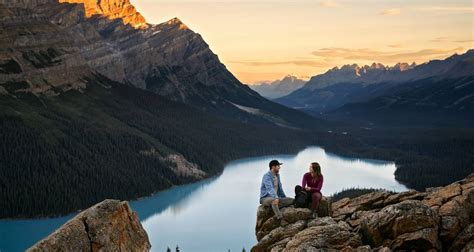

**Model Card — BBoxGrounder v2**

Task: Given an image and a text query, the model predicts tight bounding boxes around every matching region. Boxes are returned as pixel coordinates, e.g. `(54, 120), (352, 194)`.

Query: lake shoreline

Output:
(0, 145), (309, 220)
(0, 146), (408, 252)
(1, 144), (408, 221)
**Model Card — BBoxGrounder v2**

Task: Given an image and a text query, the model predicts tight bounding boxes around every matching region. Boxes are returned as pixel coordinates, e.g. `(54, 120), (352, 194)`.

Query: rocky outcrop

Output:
(28, 199), (151, 252)
(253, 173), (474, 251)
(254, 197), (332, 250)
(360, 200), (439, 250)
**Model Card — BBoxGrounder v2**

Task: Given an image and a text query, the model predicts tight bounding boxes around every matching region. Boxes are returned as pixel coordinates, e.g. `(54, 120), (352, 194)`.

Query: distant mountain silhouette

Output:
(250, 75), (307, 99)
(275, 49), (474, 127)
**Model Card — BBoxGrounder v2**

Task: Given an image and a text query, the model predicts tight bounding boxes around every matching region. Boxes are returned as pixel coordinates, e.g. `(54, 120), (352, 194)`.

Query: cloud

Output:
(431, 37), (474, 43)
(418, 6), (474, 14)
(430, 37), (450, 42)
(379, 8), (401, 16)
(388, 44), (402, 48)
(312, 47), (466, 63)
(319, 0), (341, 8)
(453, 39), (474, 43)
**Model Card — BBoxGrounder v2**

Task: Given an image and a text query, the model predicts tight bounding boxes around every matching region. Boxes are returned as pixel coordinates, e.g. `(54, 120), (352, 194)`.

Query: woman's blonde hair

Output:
(310, 162), (322, 177)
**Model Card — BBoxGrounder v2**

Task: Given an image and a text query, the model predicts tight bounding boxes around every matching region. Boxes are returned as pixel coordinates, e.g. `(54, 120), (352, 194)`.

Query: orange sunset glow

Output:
(133, 0), (473, 84)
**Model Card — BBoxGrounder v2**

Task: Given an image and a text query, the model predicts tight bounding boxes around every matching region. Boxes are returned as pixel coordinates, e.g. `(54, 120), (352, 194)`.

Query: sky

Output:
(131, 0), (474, 84)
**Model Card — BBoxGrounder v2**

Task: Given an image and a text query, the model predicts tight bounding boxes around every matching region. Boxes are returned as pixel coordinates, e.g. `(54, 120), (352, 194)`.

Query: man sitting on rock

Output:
(259, 160), (294, 226)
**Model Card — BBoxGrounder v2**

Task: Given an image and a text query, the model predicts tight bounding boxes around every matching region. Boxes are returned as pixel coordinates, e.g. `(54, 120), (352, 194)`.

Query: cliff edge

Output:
(28, 199), (151, 252)
(253, 173), (474, 251)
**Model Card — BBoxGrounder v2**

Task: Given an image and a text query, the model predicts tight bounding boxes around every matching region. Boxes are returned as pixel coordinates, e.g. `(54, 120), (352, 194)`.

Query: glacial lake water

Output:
(0, 146), (408, 252)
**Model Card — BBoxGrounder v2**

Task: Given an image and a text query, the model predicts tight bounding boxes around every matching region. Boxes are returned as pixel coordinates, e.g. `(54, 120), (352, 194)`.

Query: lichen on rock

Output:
(28, 199), (151, 252)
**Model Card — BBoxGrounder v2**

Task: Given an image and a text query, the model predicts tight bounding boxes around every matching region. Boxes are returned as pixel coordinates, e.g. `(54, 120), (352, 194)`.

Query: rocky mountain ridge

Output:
(253, 172), (474, 251)
(302, 62), (417, 91)
(275, 49), (474, 118)
(250, 74), (307, 99)
(299, 50), (472, 92)
(0, 0), (319, 127)
(59, 0), (148, 28)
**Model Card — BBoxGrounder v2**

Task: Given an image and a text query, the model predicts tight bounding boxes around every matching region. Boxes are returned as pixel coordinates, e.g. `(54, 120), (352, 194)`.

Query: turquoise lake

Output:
(0, 146), (408, 252)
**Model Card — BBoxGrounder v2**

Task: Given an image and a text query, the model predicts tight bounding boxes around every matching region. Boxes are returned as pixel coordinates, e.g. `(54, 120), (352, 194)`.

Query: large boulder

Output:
(256, 207), (312, 241)
(450, 223), (474, 252)
(255, 197), (332, 241)
(253, 217), (363, 252)
(423, 183), (462, 208)
(284, 217), (363, 250)
(430, 174), (474, 248)
(360, 200), (439, 250)
(332, 191), (391, 220)
(28, 199), (151, 252)
(252, 220), (308, 252)
(383, 190), (427, 205)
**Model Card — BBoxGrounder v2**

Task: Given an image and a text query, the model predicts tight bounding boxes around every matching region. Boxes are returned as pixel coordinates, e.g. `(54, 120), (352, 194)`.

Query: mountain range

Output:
(0, 0), (321, 218)
(276, 50), (474, 127)
(0, 0), (318, 128)
(249, 74), (307, 99)
(1, 0), (473, 219)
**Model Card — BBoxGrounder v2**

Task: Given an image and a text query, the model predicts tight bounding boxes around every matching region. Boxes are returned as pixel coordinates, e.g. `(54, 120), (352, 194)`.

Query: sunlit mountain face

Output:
(59, 0), (148, 28)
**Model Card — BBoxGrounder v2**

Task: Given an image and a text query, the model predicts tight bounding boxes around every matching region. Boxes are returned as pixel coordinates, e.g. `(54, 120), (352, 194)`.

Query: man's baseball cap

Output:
(269, 160), (283, 168)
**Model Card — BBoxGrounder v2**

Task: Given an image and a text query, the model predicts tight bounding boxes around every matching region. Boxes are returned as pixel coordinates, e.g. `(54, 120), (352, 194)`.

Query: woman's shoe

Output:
(311, 210), (318, 219)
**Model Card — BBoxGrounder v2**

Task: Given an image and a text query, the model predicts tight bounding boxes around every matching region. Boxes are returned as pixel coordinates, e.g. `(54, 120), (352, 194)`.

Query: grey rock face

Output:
(252, 173), (474, 251)
(1, 0), (318, 127)
(1, 0), (258, 106)
(360, 200), (439, 250)
(0, 2), (92, 95)
(28, 199), (151, 252)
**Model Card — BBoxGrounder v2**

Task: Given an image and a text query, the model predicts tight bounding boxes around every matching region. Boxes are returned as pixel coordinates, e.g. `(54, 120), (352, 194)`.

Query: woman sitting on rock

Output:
(301, 162), (324, 218)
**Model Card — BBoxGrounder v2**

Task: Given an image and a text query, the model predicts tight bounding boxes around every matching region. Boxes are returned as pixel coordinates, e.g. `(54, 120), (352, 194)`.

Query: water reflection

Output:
(131, 177), (218, 220)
